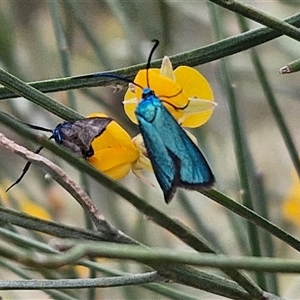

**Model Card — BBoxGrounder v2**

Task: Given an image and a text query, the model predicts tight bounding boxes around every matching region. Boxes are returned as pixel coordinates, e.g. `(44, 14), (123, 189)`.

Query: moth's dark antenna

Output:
(6, 145), (44, 192)
(23, 123), (53, 133)
(95, 73), (144, 90)
(146, 39), (160, 88)
(73, 39), (160, 92)
(73, 73), (144, 90)
(6, 122), (55, 192)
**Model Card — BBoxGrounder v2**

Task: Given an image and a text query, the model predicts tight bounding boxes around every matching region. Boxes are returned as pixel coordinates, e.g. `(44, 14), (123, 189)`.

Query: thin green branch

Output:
(0, 13), (300, 101)
(0, 68), (81, 121)
(209, 0), (300, 42)
(208, 2), (266, 287)
(201, 189), (300, 252)
(0, 260), (78, 300)
(0, 271), (164, 290)
(0, 235), (254, 299)
(4, 240), (300, 274)
(63, 0), (113, 69)
(48, 0), (76, 109)
(0, 225), (208, 300)
(250, 46), (300, 181)
(104, 1), (145, 62)
(237, 15), (279, 294)
(279, 57), (300, 74)
(0, 205), (123, 243)
(79, 260), (202, 300)
(75, 241), (300, 273)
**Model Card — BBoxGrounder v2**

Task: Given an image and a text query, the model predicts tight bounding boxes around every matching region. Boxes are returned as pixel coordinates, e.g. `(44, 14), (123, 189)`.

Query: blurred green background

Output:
(1, 1), (300, 299)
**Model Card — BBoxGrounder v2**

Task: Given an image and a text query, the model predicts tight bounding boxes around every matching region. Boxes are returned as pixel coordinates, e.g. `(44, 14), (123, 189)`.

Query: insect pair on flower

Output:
(7, 40), (216, 203)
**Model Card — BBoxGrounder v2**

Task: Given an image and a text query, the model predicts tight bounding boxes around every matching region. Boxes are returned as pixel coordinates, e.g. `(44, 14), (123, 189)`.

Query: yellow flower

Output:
(124, 56), (216, 128)
(19, 197), (52, 221)
(0, 182), (52, 221)
(87, 113), (140, 180)
(283, 172), (300, 227)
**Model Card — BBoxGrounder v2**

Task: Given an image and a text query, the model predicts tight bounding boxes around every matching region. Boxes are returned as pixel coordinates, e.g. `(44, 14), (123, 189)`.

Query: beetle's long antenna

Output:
(146, 39), (160, 88)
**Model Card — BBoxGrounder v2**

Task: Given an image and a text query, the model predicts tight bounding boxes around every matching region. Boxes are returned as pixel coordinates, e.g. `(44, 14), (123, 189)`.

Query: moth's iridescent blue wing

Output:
(137, 115), (177, 201)
(136, 89), (214, 203)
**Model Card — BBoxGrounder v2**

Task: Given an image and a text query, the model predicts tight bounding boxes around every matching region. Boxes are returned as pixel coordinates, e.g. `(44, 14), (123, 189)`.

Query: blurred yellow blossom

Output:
(283, 171), (300, 227)
(124, 56), (216, 128)
(0, 181), (51, 221)
(19, 197), (52, 221)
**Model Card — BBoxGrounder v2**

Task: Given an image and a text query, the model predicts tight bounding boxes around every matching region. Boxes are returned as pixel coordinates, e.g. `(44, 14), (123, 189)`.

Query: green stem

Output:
(0, 271), (164, 290)
(279, 57), (300, 74)
(0, 68), (81, 120)
(237, 14), (280, 295)
(250, 45), (300, 180)
(48, 0), (77, 109)
(41, 241), (300, 273)
(0, 223), (209, 300)
(1, 13), (300, 100)
(104, 1), (145, 62)
(209, 0), (300, 42)
(0, 260), (77, 300)
(202, 189), (300, 252)
(208, 2), (266, 288)
(0, 205), (123, 243)
(4, 240), (300, 274)
(63, 0), (113, 69)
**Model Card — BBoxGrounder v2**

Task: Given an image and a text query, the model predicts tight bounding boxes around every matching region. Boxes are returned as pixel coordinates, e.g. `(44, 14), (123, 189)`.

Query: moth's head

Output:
(52, 125), (64, 144)
(141, 87), (155, 100)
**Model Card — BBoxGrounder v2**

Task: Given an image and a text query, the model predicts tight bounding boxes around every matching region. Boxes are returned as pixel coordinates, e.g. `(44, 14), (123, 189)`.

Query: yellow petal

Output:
(86, 113), (139, 179)
(88, 148), (135, 179)
(173, 66), (215, 127)
(185, 98), (217, 113)
(87, 113), (136, 149)
(124, 69), (187, 121)
(123, 97), (139, 124)
(87, 112), (108, 118)
(174, 66), (214, 100)
(179, 98), (217, 128)
(132, 134), (152, 172)
(160, 56), (175, 80)
(74, 266), (90, 278)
